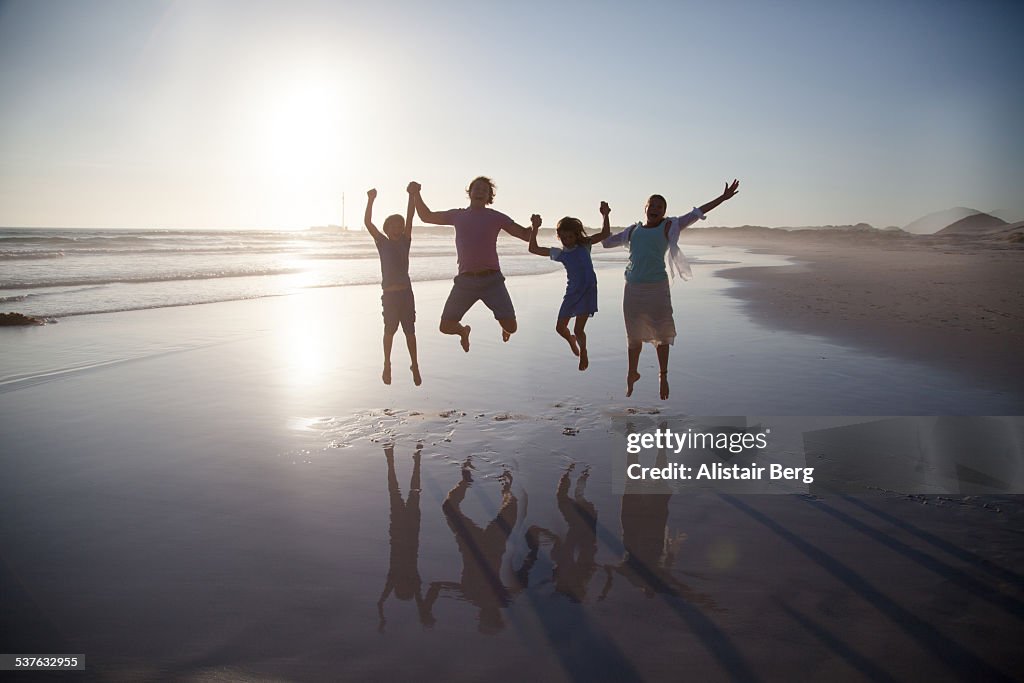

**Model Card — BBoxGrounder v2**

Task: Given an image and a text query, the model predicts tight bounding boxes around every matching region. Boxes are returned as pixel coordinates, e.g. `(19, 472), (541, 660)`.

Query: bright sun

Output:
(234, 65), (363, 226)
(259, 77), (344, 174)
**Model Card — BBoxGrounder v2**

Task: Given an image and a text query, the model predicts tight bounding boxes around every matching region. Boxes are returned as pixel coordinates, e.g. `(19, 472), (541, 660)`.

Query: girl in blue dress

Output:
(528, 202), (612, 370)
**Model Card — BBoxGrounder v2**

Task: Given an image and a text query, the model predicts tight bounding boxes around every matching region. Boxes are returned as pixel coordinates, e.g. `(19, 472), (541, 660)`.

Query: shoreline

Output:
(5, 229), (1022, 407)
(682, 231), (1024, 400)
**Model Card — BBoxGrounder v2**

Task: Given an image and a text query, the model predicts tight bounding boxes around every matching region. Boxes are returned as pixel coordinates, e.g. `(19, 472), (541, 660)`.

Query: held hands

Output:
(530, 214), (542, 230)
(407, 181), (421, 194)
(367, 188), (377, 200)
(722, 179), (740, 201)
(600, 201), (611, 216)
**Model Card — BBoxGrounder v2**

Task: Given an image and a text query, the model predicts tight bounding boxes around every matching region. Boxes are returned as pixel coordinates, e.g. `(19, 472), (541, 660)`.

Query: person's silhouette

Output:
(600, 423), (713, 607)
(377, 443), (433, 631)
(525, 464), (599, 603)
(423, 459), (533, 634)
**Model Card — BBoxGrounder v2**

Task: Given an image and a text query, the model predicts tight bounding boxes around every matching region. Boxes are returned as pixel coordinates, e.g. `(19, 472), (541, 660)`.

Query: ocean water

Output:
(0, 227), (732, 319)
(0, 227), (548, 317)
(0, 227), (531, 318)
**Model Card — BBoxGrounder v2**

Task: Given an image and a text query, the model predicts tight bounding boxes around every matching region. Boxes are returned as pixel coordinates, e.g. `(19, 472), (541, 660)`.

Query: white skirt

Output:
(623, 280), (676, 346)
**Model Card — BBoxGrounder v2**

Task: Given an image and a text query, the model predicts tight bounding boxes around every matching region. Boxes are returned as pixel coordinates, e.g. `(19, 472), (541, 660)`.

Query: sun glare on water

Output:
(274, 291), (332, 388)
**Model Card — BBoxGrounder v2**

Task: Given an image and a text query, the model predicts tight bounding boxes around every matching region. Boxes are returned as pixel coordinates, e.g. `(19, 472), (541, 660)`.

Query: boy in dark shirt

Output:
(365, 185), (421, 385)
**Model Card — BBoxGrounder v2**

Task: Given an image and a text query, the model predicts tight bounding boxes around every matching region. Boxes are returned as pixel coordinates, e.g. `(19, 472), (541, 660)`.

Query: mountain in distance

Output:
(902, 207), (982, 234)
(936, 212), (1009, 235)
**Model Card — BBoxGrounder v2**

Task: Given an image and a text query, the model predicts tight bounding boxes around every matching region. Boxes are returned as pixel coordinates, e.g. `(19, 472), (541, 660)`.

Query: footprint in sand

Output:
(626, 407), (661, 415)
(492, 411), (534, 422)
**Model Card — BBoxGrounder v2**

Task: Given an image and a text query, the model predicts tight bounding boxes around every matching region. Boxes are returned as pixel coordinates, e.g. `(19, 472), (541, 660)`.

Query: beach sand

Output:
(2, 246), (1023, 681)
(686, 228), (1024, 398)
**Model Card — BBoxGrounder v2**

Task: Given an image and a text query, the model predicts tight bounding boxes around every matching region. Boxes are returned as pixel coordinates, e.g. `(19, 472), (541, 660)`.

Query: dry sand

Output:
(685, 228), (1024, 399)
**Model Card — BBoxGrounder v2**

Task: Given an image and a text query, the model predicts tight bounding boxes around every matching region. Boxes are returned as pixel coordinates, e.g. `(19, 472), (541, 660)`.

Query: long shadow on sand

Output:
(592, 426), (760, 682)
(777, 601), (899, 683)
(842, 495), (1024, 590)
(720, 494), (1015, 682)
(798, 496), (1024, 620)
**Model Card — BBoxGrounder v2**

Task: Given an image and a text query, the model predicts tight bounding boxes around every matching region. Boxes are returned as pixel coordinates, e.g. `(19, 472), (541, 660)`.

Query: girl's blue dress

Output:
(550, 244), (598, 318)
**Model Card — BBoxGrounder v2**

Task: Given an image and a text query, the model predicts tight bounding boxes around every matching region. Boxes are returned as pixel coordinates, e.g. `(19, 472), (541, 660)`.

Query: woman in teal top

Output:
(601, 180), (740, 400)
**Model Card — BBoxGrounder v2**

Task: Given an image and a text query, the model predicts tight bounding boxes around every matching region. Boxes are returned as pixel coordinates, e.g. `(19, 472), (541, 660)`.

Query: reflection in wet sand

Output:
(425, 458), (533, 633)
(377, 443), (432, 631)
(602, 423), (713, 605)
(526, 464), (599, 603)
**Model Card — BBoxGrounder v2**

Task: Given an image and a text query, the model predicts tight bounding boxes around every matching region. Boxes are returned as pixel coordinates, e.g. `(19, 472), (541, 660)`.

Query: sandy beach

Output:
(4, 0), (1023, 678)
(683, 228), (1024, 398)
(2, 237), (1023, 681)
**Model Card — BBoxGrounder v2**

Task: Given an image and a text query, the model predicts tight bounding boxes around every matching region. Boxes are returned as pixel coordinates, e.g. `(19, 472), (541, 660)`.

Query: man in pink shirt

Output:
(410, 177), (539, 352)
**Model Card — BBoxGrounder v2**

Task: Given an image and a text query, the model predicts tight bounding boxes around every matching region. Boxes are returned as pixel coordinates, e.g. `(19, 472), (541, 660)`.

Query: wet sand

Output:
(2, 259), (1023, 681)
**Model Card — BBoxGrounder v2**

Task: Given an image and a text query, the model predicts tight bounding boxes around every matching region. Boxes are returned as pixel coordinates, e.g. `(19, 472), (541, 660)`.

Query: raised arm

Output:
(697, 179), (740, 216)
(409, 183), (450, 225)
(588, 201), (612, 245)
(364, 189), (383, 240)
(601, 224), (632, 249)
(405, 181), (419, 240)
(527, 215), (549, 256)
(377, 577), (394, 632)
(422, 581), (459, 615)
(501, 215), (537, 243)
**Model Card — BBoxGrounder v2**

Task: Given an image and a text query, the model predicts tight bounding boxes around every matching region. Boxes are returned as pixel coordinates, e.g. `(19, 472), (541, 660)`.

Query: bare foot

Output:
(626, 371), (640, 397)
(567, 334), (580, 356)
(578, 346), (589, 371)
(382, 363), (392, 385)
(660, 372), (669, 400)
(502, 328), (511, 342)
(411, 364), (422, 386)
(460, 325), (471, 352)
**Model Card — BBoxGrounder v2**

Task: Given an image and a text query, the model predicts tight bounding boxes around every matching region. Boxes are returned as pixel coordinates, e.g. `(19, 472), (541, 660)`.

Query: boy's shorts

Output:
(382, 288), (416, 334)
(441, 271), (515, 322)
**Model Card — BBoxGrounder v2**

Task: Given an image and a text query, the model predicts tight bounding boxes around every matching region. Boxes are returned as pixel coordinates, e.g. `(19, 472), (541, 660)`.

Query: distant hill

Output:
(902, 207), (981, 234)
(937, 212), (1008, 235)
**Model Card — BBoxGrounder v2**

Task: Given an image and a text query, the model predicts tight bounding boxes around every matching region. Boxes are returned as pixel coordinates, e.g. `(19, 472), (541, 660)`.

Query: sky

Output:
(0, 0), (1021, 230)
